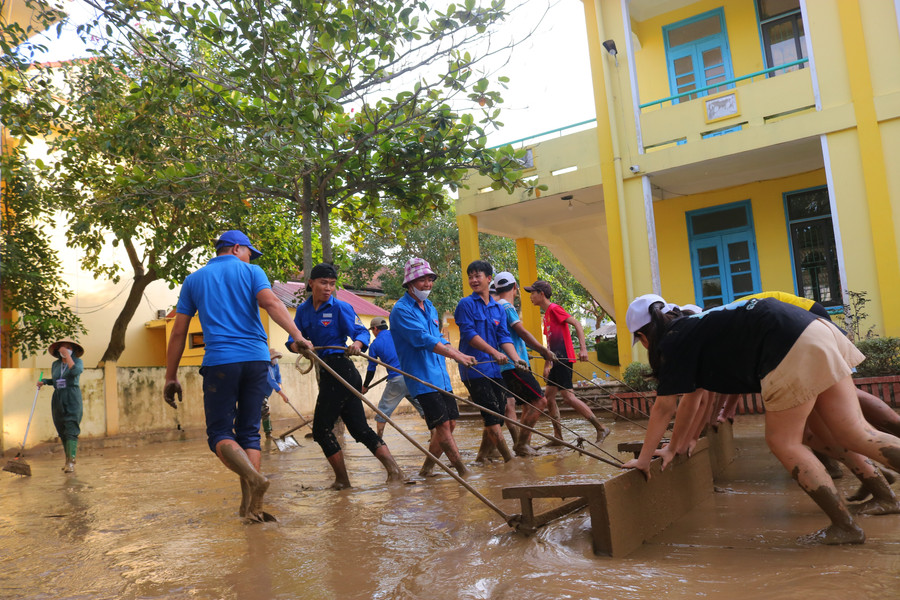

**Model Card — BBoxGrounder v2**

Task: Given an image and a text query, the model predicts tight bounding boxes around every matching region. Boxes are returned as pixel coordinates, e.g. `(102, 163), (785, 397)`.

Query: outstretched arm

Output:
(257, 288), (312, 353)
(621, 394), (678, 479)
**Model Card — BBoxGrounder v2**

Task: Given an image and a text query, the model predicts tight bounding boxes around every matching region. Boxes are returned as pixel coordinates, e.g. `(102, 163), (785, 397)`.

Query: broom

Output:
(3, 371), (43, 477)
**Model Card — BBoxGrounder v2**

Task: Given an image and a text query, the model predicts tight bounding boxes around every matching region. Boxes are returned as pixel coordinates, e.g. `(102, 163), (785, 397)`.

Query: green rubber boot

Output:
(63, 439), (77, 473)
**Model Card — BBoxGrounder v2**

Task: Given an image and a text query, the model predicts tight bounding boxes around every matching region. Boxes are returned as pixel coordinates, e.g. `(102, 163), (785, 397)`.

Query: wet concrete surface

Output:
(2, 414), (900, 599)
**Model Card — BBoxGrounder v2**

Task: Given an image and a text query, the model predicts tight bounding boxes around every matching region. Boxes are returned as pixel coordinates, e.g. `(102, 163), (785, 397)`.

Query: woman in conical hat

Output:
(38, 339), (85, 473)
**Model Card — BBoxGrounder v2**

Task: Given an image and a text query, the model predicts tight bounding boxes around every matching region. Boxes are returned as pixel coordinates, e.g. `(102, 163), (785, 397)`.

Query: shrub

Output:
(853, 337), (900, 377)
(622, 361), (657, 392)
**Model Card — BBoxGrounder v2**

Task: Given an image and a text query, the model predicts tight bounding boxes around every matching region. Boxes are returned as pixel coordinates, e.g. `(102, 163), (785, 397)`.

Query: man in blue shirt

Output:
(391, 257), (476, 478)
(165, 230), (313, 523)
(286, 263), (404, 489)
(454, 260), (522, 464)
(362, 317), (425, 438)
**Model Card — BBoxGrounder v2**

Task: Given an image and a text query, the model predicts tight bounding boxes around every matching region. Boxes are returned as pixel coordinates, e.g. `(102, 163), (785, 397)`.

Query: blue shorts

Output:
(201, 361), (269, 453)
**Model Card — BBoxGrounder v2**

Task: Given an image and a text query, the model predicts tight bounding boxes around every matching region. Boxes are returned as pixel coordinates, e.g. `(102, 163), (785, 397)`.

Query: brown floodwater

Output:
(2, 414), (899, 599)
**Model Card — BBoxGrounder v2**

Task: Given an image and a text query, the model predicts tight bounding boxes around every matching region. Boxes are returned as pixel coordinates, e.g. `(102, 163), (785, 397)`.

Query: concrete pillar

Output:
(457, 213), (480, 295)
(836, 0), (900, 336)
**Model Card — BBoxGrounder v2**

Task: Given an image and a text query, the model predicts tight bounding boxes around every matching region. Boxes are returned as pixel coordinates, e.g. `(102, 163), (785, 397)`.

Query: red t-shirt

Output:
(542, 303), (576, 361)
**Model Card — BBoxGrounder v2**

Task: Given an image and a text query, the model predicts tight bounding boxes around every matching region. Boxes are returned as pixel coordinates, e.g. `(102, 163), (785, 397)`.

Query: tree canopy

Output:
(4, 0), (542, 363)
(343, 208), (605, 329)
(1, 0), (85, 361)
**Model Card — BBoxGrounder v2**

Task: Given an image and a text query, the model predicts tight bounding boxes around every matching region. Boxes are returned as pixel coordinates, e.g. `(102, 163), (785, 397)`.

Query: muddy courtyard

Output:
(2, 414), (899, 599)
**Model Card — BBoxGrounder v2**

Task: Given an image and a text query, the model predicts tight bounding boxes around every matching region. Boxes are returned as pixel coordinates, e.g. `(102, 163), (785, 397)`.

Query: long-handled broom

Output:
(3, 372), (43, 477)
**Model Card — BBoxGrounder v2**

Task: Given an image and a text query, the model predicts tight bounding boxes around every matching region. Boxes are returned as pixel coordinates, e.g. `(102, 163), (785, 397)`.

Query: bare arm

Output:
(164, 312), (191, 408)
(511, 321), (554, 361)
(621, 394), (678, 478)
(566, 315), (589, 362)
(257, 288), (312, 352)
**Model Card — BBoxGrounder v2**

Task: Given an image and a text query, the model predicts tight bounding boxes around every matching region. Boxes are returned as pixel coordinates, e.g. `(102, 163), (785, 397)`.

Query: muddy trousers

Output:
(313, 355), (384, 458)
(51, 388), (83, 447)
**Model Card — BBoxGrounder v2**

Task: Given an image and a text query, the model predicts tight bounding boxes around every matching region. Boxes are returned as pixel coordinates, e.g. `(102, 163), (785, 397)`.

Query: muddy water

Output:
(2, 415), (899, 600)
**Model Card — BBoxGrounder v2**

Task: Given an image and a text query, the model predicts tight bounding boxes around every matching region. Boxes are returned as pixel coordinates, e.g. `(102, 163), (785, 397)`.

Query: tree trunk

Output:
(99, 270), (158, 365)
(317, 182), (333, 264)
(299, 175), (313, 277)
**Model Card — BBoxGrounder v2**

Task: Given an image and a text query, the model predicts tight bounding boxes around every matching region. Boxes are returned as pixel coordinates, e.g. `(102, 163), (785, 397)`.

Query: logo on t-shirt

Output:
(321, 312), (333, 327)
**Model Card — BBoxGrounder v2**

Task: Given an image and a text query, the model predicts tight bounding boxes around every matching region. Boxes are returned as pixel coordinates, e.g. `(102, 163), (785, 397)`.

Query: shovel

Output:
(273, 374), (390, 451)
(4, 371), (43, 477)
(274, 397), (313, 452)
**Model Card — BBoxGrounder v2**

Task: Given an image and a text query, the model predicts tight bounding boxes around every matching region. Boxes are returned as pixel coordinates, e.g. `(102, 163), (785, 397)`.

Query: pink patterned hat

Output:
(402, 257), (437, 287)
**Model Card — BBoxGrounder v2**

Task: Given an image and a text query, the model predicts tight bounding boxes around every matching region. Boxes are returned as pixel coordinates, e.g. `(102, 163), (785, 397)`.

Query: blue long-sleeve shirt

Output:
(366, 330), (403, 380)
(390, 293), (453, 397)
(287, 295), (370, 356)
(454, 292), (512, 381)
(266, 362), (282, 395)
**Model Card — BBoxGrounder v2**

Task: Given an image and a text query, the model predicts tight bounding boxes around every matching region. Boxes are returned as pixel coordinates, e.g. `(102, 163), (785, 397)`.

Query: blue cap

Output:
(216, 230), (261, 260)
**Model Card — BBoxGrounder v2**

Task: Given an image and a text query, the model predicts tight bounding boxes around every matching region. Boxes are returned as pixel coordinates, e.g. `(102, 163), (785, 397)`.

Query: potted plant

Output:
(852, 336), (900, 408)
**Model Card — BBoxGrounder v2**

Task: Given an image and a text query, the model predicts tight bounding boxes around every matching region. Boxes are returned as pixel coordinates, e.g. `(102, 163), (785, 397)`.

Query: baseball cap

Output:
(680, 304), (703, 314)
(309, 263), (338, 280)
(493, 271), (516, 291)
(625, 294), (667, 345)
(523, 280), (552, 298)
(216, 230), (262, 260)
(370, 317), (388, 330)
(402, 257), (437, 287)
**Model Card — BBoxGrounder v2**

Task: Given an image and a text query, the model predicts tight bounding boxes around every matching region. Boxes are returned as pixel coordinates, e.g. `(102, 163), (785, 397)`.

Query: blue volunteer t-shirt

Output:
(176, 255), (272, 366)
(288, 294), (370, 356)
(367, 330), (403, 380)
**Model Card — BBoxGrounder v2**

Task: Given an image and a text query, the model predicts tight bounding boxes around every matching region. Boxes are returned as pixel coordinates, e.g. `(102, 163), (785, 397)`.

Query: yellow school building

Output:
(457, 0), (900, 367)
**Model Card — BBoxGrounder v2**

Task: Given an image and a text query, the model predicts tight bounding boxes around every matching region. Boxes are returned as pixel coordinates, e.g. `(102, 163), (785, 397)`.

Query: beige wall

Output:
(0, 357), (432, 453)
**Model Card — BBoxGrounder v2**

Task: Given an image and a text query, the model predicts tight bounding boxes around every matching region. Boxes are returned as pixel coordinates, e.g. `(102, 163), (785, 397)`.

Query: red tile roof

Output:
(271, 281), (389, 317)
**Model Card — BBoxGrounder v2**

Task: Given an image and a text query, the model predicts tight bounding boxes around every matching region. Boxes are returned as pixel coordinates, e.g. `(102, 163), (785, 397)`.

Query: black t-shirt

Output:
(656, 298), (818, 396)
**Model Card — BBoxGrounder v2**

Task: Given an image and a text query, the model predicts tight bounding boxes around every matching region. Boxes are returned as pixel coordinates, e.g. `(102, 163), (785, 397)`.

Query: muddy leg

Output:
(217, 441), (274, 522)
(504, 398), (519, 447)
(325, 450), (352, 490)
(544, 388), (565, 445)
(487, 424), (513, 462)
(560, 389), (609, 443)
(374, 444), (404, 483)
(765, 402), (864, 545)
(474, 429), (493, 464)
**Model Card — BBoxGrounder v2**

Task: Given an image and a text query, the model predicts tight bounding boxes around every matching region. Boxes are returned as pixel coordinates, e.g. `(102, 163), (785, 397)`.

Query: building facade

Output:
(456, 0), (900, 366)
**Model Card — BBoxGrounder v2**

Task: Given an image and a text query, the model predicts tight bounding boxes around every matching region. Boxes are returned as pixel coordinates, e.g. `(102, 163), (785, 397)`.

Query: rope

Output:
(525, 360), (649, 429)
(299, 348), (522, 528)
(465, 364), (623, 465)
(310, 346), (624, 468)
(530, 354), (654, 420)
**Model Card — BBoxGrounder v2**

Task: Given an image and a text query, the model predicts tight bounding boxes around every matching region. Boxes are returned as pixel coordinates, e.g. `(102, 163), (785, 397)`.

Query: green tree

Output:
(1, 0), (85, 360)
(79, 0), (538, 275)
(40, 55), (304, 364)
(344, 207), (603, 326)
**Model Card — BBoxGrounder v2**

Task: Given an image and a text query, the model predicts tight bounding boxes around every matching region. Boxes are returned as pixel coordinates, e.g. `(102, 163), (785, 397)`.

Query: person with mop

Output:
(37, 339), (85, 473)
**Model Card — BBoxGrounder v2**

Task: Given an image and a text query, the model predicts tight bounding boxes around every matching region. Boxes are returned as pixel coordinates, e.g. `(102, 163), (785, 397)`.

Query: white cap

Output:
(680, 304), (703, 314)
(662, 302), (679, 314)
(493, 271), (516, 290)
(625, 294), (667, 345)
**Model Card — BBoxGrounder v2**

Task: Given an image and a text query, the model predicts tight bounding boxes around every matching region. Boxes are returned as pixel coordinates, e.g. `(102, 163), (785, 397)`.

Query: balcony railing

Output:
(639, 58), (809, 111)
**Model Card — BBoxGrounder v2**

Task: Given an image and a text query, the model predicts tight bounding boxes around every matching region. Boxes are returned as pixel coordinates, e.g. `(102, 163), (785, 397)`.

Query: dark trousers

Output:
(313, 354), (384, 457)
